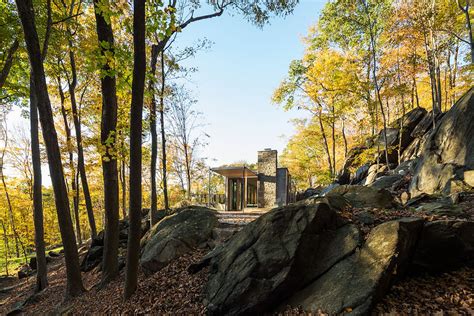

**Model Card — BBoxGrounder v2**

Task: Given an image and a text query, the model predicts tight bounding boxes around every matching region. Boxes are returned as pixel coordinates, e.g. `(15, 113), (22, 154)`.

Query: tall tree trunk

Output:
(16, 0), (84, 298)
(120, 147), (127, 219)
(159, 52), (169, 210)
(66, 38), (97, 239)
(184, 142), (192, 200)
(124, 0), (146, 299)
(93, 0), (119, 285)
(149, 46), (158, 225)
(366, 8), (390, 168)
(396, 51), (407, 165)
(1, 219), (9, 275)
(342, 118), (348, 160)
(316, 105), (332, 177)
(57, 77), (82, 245)
(331, 103), (336, 177)
(30, 72), (48, 291)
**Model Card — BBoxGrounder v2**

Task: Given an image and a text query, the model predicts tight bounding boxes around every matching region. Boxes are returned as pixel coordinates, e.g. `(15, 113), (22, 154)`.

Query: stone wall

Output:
(258, 149), (277, 208)
(276, 168), (288, 207)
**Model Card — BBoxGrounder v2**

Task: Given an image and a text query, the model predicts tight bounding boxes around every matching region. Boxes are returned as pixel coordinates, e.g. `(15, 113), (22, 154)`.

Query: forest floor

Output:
(1, 196), (474, 315)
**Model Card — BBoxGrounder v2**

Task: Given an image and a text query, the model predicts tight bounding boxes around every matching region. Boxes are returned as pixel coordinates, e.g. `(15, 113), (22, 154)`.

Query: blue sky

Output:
(171, 0), (325, 166)
(6, 0), (326, 182)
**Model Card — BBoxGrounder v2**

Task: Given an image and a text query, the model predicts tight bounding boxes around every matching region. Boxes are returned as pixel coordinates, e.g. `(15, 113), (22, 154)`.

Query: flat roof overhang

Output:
(211, 166), (257, 178)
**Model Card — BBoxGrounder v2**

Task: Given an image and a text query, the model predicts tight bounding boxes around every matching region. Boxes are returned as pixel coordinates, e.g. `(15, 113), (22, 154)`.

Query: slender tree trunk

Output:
(366, 60), (375, 136)
(66, 40), (97, 239)
(342, 118), (348, 160)
(1, 219), (9, 275)
(124, 0), (146, 299)
(149, 46), (158, 225)
(93, 0), (119, 285)
(452, 43), (459, 105)
(330, 103), (336, 177)
(366, 12), (390, 168)
(16, 0), (84, 298)
(184, 143), (192, 200)
(396, 51), (406, 165)
(120, 149), (127, 219)
(30, 74), (48, 291)
(159, 52), (169, 210)
(57, 77), (82, 245)
(316, 105), (332, 176)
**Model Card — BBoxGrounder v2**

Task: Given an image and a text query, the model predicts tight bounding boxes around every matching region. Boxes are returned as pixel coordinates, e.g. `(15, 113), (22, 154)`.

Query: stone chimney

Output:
(257, 149), (277, 208)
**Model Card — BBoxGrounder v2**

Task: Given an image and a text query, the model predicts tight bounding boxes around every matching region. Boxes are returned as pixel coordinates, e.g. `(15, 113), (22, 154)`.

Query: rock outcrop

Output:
(410, 88), (474, 197)
(411, 220), (474, 273)
(326, 185), (396, 209)
(282, 218), (424, 314)
(197, 199), (473, 315)
(204, 201), (359, 315)
(140, 206), (218, 275)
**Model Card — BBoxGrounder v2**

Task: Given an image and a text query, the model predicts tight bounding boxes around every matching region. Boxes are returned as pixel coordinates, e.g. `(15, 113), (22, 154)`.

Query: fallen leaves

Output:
(2, 250), (209, 315)
(374, 266), (474, 314)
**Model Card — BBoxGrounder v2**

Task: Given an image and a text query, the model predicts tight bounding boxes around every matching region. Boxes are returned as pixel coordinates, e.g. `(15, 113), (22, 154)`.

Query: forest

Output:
(275, 0), (473, 189)
(0, 0), (473, 314)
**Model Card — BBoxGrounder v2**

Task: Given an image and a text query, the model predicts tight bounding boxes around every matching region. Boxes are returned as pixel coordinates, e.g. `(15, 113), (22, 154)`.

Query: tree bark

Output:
(16, 0), (84, 298)
(159, 52), (169, 210)
(93, 0), (119, 285)
(57, 77), (82, 245)
(1, 219), (9, 275)
(149, 46), (158, 225)
(342, 118), (348, 160)
(124, 0), (146, 299)
(330, 103), (336, 177)
(120, 145), (127, 219)
(316, 105), (333, 177)
(30, 62), (48, 294)
(66, 37), (97, 239)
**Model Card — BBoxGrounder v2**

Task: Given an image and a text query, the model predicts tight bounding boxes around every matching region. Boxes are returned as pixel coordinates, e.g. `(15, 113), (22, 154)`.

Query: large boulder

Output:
(205, 202), (360, 316)
(80, 245), (103, 272)
(326, 185), (396, 209)
(363, 164), (389, 185)
(410, 88), (474, 197)
(351, 163), (370, 184)
(410, 110), (444, 139)
(411, 220), (474, 273)
(378, 108), (428, 163)
(369, 174), (403, 191)
(140, 206), (218, 275)
(282, 218), (424, 315)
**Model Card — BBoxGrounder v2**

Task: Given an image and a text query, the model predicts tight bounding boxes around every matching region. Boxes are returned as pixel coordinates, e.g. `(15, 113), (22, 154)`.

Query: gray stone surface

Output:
(283, 218), (424, 315)
(140, 206), (218, 275)
(369, 174), (403, 190)
(205, 202), (359, 316)
(351, 163), (370, 184)
(410, 88), (474, 197)
(411, 220), (474, 272)
(326, 185), (396, 209)
(364, 164), (388, 186)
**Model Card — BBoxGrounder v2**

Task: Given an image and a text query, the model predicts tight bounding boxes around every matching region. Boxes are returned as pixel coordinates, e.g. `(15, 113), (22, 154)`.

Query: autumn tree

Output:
(15, 0), (85, 298)
(124, 0), (146, 300)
